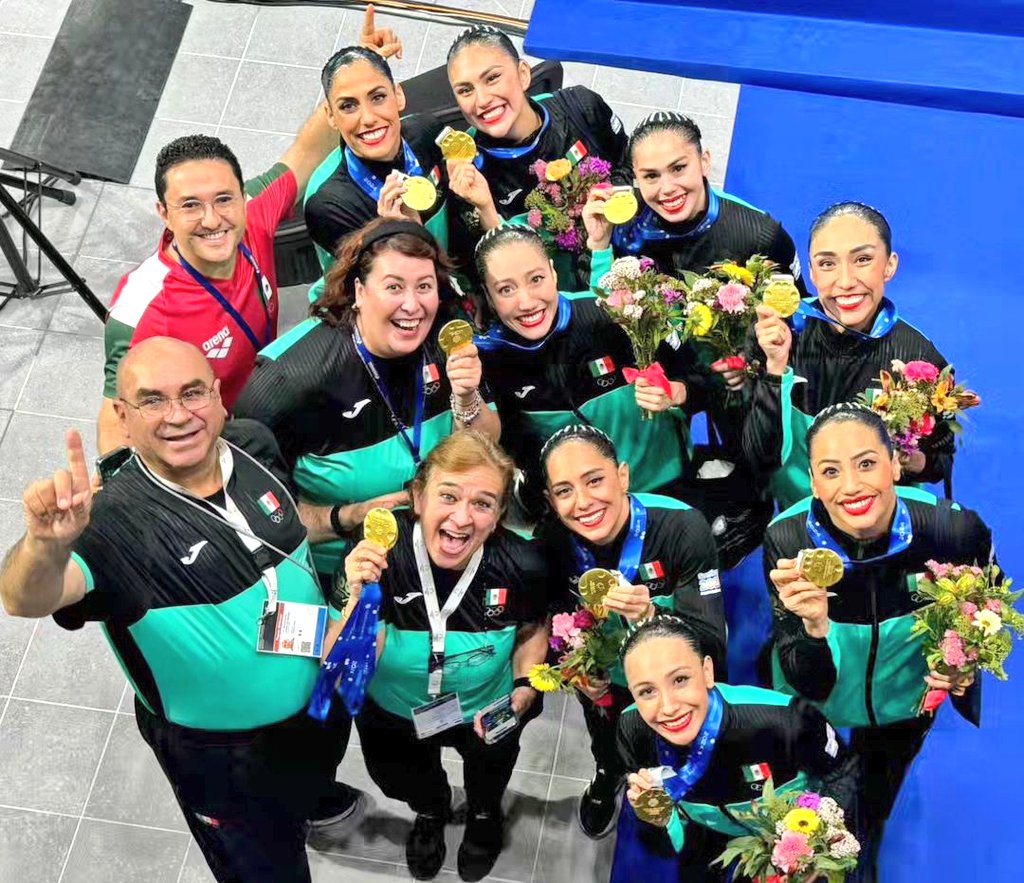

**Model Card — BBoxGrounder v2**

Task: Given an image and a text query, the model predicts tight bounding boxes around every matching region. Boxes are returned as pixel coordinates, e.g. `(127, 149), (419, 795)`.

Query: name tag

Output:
(412, 692), (463, 739)
(257, 600), (328, 658)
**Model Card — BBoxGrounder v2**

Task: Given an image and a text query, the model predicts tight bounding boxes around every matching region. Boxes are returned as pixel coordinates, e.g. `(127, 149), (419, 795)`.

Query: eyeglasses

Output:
(120, 386), (216, 420)
(444, 645), (496, 672)
(165, 194), (241, 222)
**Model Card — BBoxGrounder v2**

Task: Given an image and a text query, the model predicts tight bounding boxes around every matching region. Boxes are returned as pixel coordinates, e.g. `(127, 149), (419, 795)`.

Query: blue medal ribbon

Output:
(344, 140), (424, 202)
(613, 185), (722, 256)
(308, 580), (383, 720)
(352, 327), (426, 463)
(476, 103), (551, 164)
(474, 294), (572, 353)
(571, 494), (648, 582)
(172, 242), (273, 351)
(805, 496), (914, 567)
(790, 296), (899, 341)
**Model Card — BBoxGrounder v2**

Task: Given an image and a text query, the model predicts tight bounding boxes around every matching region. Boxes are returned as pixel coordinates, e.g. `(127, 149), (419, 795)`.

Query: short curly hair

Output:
(154, 135), (244, 203)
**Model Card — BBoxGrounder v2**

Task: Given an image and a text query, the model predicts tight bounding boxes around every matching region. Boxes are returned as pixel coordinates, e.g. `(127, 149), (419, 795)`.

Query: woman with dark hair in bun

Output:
(614, 616), (858, 882)
(536, 424), (726, 840)
(766, 403), (993, 879)
(235, 218), (497, 583)
(745, 202), (955, 512)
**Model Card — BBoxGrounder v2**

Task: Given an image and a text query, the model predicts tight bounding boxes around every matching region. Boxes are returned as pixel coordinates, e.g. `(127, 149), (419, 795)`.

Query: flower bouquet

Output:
(713, 780), (860, 883)
(909, 561), (1023, 714)
(680, 255), (779, 372)
(859, 360), (980, 458)
(592, 255), (688, 418)
(528, 604), (626, 708)
(524, 155), (612, 253)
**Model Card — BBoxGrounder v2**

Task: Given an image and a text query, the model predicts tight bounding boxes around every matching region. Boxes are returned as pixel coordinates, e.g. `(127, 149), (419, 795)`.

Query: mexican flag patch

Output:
(566, 140), (588, 165)
(257, 491), (281, 516)
(588, 356), (616, 377)
(422, 363), (440, 383)
(485, 588), (507, 606)
(638, 561), (665, 580)
(428, 165), (441, 184)
(742, 762), (771, 783)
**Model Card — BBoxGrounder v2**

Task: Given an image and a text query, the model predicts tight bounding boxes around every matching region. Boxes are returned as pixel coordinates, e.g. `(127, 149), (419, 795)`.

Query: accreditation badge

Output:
(412, 692), (463, 739)
(257, 600), (328, 658)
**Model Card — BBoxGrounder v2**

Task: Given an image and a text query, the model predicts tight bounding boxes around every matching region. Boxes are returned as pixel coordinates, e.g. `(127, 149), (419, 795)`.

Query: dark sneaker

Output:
(457, 810), (504, 882)
(576, 772), (622, 839)
(407, 811), (450, 880)
(307, 787), (367, 850)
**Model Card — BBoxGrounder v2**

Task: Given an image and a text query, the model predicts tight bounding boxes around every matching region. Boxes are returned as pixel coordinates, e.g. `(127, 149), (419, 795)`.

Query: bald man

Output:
(0, 338), (359, 882)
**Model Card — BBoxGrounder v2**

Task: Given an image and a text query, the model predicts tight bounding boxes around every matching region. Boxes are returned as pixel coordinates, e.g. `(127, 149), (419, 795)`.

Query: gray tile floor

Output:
(0, 1), (739, 880)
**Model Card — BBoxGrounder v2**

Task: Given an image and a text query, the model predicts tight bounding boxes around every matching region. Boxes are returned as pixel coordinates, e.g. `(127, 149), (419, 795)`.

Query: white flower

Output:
(829, 831), (861, 859)
(973, 609), (1002, 636)
(623, 304), (644, 320)
(891, 359), (907, 373)
(597, 272), (615, 292)
(816, 797), (844, 826)
(775, 821), (788, 837)
(612, 257), (643, 280)
(692, 278), (718, 295)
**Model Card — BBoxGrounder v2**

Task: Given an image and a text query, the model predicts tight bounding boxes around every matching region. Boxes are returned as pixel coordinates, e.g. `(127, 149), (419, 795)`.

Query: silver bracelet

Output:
(450, 390), (483, 424)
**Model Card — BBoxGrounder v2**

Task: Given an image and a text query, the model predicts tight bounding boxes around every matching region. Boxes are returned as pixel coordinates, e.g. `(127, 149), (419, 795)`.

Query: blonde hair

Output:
(412, 430), (515, 513)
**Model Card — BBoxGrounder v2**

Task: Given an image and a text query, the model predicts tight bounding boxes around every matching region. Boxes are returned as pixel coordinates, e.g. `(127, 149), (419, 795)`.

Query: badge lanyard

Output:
(791, 296), (899, 341)
(654, 685), (725, 803)
(613, 185), (722, 256)
(805, 496), (914, 569)
(345, 139), (424, 201)
(473, 295), (572, 353)
(413, 522), (485, 696)
(476, 103), (551, 165)
(352, 326), (427, 463)
(571, 494), (647, 583)
(173, 242), (273, 351)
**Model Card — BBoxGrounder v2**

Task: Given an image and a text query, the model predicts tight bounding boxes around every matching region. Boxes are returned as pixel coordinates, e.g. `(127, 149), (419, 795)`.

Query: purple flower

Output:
(579, 156), (611, 179)
(549, 636), (565, 652)
(555, 227), (581, 250)
(796, 793), (821, 810)
(527, 208), (543, 229)
(639, 256), (655, 271)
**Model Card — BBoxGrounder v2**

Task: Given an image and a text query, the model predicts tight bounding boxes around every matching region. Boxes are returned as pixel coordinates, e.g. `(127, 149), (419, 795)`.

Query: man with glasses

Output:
(1, 337), (356, 883)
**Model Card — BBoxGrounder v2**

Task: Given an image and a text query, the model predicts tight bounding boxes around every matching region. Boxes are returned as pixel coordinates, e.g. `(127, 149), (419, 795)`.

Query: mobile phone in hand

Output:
(480, 694), (519, 744)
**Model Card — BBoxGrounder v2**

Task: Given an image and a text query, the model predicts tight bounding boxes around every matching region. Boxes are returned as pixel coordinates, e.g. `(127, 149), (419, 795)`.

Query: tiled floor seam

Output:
(529, 694), (570, 883)
(213, 14), (259, 134)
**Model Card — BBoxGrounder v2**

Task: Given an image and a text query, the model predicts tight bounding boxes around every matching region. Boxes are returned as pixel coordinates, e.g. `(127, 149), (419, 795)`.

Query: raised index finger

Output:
(66, 429), (90, 494)
(361, 3), (377, 40)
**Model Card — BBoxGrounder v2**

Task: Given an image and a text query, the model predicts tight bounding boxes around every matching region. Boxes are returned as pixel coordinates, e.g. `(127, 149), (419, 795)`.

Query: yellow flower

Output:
(690, 303), (714, 337)
(545, 158), (572, 182)
(783, 807), (821, 834)
(720, 262), (755, 286)
(528, 663), (562, 692)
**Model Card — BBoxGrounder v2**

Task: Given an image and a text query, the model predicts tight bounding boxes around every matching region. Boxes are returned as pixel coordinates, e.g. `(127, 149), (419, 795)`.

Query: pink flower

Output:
(961, 601), (978, 617)
(567, 632), (585, 650)
(574, 608), (596, 629)
(903, 360), (940, 383)
(910, 413), (937, 437)
(715, 283), (750, 314)
(606, 289), (634, 308)
(927, 560), (950, 579)
(530, 159), (547, 181)
(527, 208), (543, 229)
(796, 793), (821, 810)
(770, 830), (813, 875)
(941, 629), (967, 668)
(986, 599), (1002, 613)
(551, 612), (581, 641)
(639, 256), (655, 272)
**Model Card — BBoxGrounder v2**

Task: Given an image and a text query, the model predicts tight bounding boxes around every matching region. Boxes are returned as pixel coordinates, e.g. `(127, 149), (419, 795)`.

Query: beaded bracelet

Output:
(450, 389), (483, 424)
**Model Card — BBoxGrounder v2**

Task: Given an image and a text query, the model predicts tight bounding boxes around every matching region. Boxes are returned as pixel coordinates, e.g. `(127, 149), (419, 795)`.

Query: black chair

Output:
(273, 60), (564, 288)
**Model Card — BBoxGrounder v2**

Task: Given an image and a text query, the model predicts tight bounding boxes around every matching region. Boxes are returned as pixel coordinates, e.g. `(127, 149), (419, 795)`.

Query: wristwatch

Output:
(329, 503), (346, 537)
(512, 676), (535, 691)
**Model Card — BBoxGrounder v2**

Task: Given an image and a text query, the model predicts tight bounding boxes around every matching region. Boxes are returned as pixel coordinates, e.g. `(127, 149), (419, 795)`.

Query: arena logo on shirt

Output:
(638, 560), (665, 590)
(202, 325), (233, 360)
(588, 355), (617, 387)
(484, 587), (508, 617)
(422, 362), (441, 395)
(257, 491), (285, 523)
(698, 569), (722, 596)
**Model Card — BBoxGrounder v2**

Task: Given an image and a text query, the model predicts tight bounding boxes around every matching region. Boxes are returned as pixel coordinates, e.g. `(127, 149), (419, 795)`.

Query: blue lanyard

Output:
(805, 496), (914, 568)
(571, 494), (647, 582)
(172, 242), (272, 351)
(791, 296), (899, 340)
(475, 104), (551, 164)
(655, 686), (725, 803)
(351, 326), (426, 463)
(344, 139), (424, 202)
(474, 295), (572, 353)
(613, 185), (722, 255)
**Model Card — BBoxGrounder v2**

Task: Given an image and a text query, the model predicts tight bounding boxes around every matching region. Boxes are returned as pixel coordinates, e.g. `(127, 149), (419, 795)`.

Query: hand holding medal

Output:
(579, 567), (618, 617)
(761, 274), (801, 318)
(344, 507), (399, 596)
(441, 320), (484, 415)
(627, 769), (676, 827)
(769, 551), (842, 637)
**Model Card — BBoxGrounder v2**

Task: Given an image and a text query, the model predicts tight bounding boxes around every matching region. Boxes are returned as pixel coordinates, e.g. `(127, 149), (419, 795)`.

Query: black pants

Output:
(848, 715), (932, 883)
(356, 697), (522, 817)
(579, 683), (635, 783)
(136, 699), (342, 883)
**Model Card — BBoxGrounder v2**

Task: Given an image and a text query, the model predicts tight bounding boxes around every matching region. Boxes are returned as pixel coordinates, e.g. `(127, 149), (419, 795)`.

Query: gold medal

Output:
(438, 319), (475, 355)
(400, 175), (437, 212)
(603, 187), (639, 225)
(436, 127), (477, 163)
(364, 507), (399, 552)
(579, 568), (618, 610)
(762, 274), (801, 318)
(797, 548), (845, 588)
(633, 788), (675, 827)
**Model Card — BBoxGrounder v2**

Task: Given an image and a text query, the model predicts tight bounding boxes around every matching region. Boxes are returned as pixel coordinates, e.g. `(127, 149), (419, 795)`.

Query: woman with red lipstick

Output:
(444, 26), (630, 286)
(744, 202), (955, 511)
(234, 219), (498, 586)
(341, 431), (549, 882)
(766, 403), (991, 880)
(536, 424), (726, 840)
(614, 616), (858, 883)
(472, 225), (701, 520)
